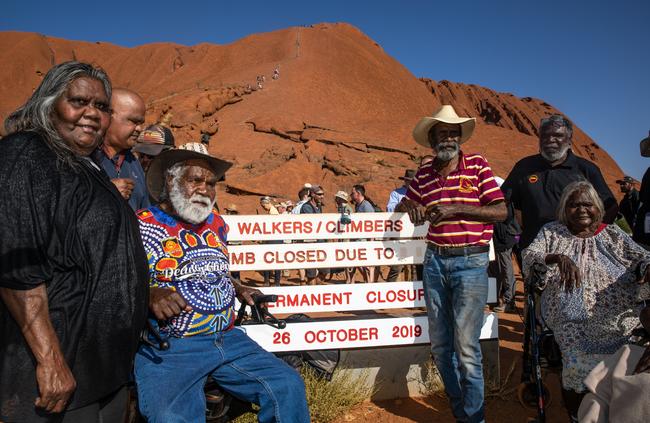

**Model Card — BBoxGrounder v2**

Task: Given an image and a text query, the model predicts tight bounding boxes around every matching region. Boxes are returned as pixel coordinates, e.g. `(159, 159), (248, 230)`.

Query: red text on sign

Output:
(273, 332), (291, 344)
(263, 249), (327, 264)
(230, 252), (255, 265)
(304, 327), (379, 344)
(392, 325), (422, 338)
(269, 292), (352, 309)
(366, 288), (425, 304)
(335, 248), (367, 261)
(237, 221), (313, 236)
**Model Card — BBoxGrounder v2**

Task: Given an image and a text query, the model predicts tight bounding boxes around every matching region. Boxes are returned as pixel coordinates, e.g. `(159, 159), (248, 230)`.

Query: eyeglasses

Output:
(315, 192), (324, 196)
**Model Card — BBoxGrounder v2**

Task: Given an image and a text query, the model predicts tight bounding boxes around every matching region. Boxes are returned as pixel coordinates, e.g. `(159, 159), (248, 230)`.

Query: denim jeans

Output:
(422, 249), (489, 423)
(135, 327), (310, 423)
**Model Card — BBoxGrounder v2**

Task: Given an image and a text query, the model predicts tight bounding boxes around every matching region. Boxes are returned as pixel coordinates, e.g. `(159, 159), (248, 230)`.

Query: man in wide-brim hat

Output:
(386, 169), (416, 213)
(134, 142), (310, 422)
(397, 105), (507, 422)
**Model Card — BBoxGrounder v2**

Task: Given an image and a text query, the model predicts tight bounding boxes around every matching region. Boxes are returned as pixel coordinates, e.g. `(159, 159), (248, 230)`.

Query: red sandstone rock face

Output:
(0, 24), (624, 213)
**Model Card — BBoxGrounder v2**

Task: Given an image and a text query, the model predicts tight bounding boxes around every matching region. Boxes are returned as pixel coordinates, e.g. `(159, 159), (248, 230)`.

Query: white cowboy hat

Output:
(412, 105), (476, 147)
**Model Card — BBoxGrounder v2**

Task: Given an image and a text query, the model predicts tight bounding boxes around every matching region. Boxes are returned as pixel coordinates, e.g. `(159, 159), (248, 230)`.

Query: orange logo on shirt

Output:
(458, 176), (474, 193)
(528, 174), (539, 184)
(184, 233), (198, 247)
(162, 237), (183, 258)
(205, 232), (219, 248)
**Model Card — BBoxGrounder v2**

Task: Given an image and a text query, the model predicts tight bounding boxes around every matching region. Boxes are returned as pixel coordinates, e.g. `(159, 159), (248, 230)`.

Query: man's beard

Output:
(540, 143), (570, 162)
(435, 141), (460, 162)
(169, 179), (216, 224)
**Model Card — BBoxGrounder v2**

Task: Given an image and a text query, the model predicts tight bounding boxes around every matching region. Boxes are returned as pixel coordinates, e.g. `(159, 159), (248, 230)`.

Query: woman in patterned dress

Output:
(523, 180), (650, 422)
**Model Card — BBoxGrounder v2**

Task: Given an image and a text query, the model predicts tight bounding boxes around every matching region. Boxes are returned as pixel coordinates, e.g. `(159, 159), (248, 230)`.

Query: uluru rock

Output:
(0, 24), (624, 213)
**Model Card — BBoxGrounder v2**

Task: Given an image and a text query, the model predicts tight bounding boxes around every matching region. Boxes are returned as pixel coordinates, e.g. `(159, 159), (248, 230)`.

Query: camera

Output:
(338, 205), (351, 225)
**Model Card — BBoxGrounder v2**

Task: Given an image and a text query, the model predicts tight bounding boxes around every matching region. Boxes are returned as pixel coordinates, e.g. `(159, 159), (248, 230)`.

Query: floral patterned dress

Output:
(523, 222), (650, 392)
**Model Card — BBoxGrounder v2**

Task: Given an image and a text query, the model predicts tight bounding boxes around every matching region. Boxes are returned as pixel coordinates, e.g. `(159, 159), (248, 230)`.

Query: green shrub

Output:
(232, 365), (374, 423)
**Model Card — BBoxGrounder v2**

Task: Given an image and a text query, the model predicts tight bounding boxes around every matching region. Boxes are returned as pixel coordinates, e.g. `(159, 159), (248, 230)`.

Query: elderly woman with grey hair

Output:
(523, 180), (650, 422)
(0, 62), (148, 422)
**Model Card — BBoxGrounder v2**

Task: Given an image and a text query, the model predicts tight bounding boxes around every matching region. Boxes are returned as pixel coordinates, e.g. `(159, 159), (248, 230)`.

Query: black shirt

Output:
(633, 168), (650, 246)
(0, 132), (149, 421)
(619, 188), (640, 229)
(502, 150), (616, 249)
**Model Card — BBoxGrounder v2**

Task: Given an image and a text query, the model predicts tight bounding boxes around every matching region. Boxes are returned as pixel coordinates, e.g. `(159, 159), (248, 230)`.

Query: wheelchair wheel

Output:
(517, 381), (552, 410)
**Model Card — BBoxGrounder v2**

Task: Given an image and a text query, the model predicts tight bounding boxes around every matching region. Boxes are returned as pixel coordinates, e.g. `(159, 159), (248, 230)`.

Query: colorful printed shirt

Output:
(138, 206), (235, 337)
(405, 151), (504, 247)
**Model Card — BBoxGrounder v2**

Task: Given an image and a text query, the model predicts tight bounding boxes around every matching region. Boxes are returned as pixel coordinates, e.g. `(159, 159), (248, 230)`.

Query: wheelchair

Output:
(128, 294), (286, 423)
(516, 263), (562, 423)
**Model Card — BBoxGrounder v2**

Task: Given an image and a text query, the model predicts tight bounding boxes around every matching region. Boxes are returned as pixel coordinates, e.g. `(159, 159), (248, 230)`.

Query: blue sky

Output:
(3, 0), (649, 178)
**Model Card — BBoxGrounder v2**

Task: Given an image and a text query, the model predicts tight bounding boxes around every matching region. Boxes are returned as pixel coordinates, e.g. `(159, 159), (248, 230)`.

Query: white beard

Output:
(435, 141), (460, 162)
(540, 143), (570, 163)
(169, 180), (216, 224)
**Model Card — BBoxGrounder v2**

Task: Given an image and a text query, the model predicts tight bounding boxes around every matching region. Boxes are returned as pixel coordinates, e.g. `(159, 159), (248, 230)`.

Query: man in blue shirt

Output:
(386, 170), (415, 281)
(386, 169), (415, 212)
(94, 88), (150, 211)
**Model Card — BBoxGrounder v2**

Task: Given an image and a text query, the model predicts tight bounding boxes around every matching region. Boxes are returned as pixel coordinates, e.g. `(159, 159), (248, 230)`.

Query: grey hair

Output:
(159, 162), (186, 201)
(540, 114), (573, 140)
(557, 180), (604, 225)
(4, 61), (112, 164)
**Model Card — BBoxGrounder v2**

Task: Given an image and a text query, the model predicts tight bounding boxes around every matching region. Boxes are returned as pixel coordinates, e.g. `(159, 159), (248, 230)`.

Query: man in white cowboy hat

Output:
(134, 142), (309, 422)
(397, 105), (506, 423)
(502, 114), (616, 252)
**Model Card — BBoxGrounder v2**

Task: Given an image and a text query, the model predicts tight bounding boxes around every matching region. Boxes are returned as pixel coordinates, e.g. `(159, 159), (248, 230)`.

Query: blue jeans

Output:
(422, 250), (489, 423)
(135, 327), (310, 423)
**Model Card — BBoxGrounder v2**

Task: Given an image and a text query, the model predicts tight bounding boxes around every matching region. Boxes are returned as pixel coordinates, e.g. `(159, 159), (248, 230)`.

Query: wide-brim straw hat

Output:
(399, 169), (416, 181)
(147, 142), (232, 203)
(412, 105), (476, 147)
(335, 191), (349, 201)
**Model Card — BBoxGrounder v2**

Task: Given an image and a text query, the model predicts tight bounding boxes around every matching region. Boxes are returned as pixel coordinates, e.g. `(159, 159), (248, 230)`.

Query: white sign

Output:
(223, 212), (428, 242)
(239, 313), (498, 352)
(229, 240), (495, 271)
(250, 281), (497, 313)
(229, 240), (425, 271)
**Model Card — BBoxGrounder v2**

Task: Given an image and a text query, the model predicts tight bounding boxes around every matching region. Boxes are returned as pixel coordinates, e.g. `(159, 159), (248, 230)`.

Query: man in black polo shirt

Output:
(502, 114), (617, 252)
(615, 175), (640, 231)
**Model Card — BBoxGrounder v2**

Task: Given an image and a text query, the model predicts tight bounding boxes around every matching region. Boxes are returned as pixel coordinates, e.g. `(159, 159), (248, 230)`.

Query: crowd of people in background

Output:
(1, 60), (649, 423)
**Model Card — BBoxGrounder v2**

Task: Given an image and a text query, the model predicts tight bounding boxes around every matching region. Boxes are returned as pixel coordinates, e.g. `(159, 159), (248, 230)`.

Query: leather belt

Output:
(427, 243), (490, 257)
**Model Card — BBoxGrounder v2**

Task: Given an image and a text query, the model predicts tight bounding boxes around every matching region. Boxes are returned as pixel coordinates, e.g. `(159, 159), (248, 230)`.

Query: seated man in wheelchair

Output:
(523, 181), (650, 423)
(134, 143), (310, 422)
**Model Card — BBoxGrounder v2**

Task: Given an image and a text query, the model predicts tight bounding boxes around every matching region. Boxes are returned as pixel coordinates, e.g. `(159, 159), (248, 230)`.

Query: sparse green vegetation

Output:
(232, 365), (374, 423)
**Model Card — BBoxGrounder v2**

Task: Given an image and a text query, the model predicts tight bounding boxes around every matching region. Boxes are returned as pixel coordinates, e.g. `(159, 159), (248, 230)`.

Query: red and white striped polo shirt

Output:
(405, 151), (504, 247)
